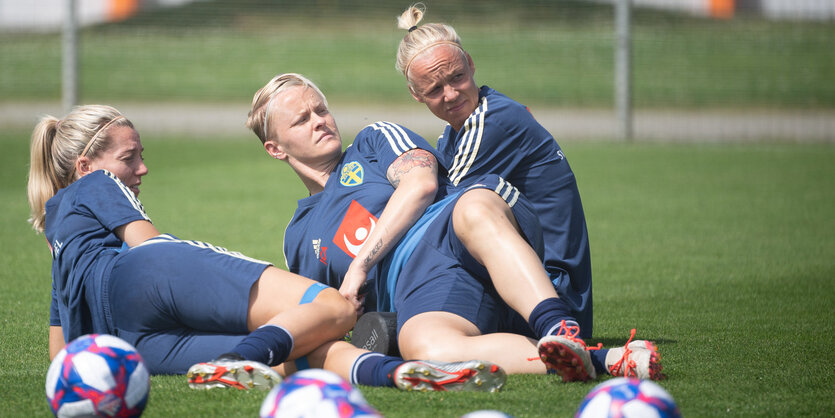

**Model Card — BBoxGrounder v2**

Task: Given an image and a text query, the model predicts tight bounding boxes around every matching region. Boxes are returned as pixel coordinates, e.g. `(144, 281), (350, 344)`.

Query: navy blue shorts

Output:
(392, 175), (543, 338)
(105, 234), (271, 374)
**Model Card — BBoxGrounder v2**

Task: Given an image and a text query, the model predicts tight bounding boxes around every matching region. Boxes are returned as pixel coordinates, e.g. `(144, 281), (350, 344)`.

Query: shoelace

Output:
(527, 320), (601, 361)
(608, 328), (638, 377)
(557, 320), (582, 340)
(558, 320), (604, 350)
(395, 365), (483, 391)
(189, 364), (252, 390)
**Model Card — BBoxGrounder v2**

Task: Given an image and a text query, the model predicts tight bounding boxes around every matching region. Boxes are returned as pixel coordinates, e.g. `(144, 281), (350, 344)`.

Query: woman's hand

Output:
(339, 261), (369, 316)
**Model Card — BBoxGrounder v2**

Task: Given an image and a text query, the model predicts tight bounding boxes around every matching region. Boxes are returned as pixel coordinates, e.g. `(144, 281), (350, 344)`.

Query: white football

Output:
(576, 377), (680, 418)
(260, 368), (380, 418)
(46, 334), (149, 417)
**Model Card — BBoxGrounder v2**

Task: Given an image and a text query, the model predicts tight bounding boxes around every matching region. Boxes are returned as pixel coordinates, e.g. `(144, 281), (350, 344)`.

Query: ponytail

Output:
(27, 117), (62, 233)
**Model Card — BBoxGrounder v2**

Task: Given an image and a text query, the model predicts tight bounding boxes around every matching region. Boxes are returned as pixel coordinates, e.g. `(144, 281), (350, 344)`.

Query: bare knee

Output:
(398, 315), (476, 362)
(399, 335), (458, 362)
(313, 288), (357, 335)
(452, 189), (516, 238)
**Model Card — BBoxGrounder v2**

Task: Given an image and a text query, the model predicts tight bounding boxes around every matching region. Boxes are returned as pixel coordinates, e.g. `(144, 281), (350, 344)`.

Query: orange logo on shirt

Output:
(333, 201), (378, 258)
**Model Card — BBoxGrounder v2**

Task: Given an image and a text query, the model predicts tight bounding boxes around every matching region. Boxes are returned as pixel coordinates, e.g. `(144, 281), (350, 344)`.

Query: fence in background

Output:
(1, 0), (833, 141)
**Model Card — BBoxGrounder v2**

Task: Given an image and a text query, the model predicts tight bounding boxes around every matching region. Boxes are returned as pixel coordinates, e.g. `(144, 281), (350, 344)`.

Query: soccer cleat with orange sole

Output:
(187, 355), (282, 390)
(537, 334), (597, 382)
(392, 360), (506, 392)
(606, 330), (665, 380)
(536, 320), (597, 382)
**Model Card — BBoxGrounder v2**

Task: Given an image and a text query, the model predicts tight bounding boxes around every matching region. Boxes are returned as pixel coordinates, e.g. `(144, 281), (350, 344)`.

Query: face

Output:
(86, 125), (148, 196)
(265, 85), (342, 165)
(408, 44), (479, 132)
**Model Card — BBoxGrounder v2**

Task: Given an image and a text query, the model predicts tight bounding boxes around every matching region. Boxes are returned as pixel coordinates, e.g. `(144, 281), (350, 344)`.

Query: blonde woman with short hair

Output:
(29, 104), (504, 393)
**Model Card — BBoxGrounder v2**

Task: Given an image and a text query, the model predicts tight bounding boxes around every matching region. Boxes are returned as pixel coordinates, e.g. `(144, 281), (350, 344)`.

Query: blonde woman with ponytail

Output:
(28, 105), (133, 233)
(390, 4), (665, 382)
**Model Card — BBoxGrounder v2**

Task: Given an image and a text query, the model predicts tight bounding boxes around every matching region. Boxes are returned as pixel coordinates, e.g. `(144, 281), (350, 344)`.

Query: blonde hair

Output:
(246, 73), (328, 144)
(395, 3), (465, 82)
(27, 105), (134, 233)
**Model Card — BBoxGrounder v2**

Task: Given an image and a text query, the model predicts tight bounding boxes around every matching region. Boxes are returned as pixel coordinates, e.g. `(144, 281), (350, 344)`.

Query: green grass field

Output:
(2, 1), (833, 415)
(1, 129), (832, 416)
(2, 0), (834, 108)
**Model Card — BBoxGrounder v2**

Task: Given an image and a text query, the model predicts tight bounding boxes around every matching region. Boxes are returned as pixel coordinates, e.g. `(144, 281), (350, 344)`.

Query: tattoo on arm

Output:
(363, 239), (383, 266)
(387, 149), (437, 188)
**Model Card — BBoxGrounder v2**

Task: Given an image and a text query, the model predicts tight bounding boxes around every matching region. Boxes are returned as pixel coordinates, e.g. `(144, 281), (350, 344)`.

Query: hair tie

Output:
(408, 25), (418, 32)
(403, 40), (464, 78)
(81, 116), (125, 157)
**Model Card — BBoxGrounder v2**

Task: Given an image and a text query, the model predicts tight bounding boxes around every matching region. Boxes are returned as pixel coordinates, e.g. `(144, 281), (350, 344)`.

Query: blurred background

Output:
(1, 0), (833, 141)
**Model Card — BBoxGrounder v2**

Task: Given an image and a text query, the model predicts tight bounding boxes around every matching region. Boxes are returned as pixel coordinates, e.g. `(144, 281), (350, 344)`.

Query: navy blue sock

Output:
(350, 352), (403, 387)
(231, 324), (294, 367)
(528, 297), (579, 339)
(589, 349), (610, 375)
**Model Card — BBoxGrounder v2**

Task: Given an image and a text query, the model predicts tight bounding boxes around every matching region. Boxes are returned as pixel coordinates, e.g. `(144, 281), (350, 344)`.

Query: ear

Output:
(465, 52), (475, 77)
(75, 156), (94, 177)
(408, 84), (424, 103)
(264, 140), (287, 161)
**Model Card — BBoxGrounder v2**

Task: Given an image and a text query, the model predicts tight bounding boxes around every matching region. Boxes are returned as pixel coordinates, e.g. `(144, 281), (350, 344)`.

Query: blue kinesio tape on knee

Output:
(293, 283), (326, 371)
(299, 282), (328, 305)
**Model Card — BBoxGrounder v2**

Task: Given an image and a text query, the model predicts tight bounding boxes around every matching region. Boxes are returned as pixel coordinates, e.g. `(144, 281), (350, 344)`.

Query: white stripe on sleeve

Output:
(370, 121), (411, 155)
(448, 98), (489, 185)
(103, 170), (150, 221)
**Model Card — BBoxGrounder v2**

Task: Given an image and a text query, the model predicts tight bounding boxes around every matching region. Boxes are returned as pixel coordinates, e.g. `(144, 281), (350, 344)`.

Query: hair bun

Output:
(397, 3), (425, 31)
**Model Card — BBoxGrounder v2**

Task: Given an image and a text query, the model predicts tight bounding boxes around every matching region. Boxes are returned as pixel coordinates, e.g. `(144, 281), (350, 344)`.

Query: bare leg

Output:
(276, 340), (367, 381)
(452, 189), (559, 321)
(278, 337), (511, 393)
(187, 269), (356, 390)
(398, 312), (547, 374)
(247, 266), (356, 360)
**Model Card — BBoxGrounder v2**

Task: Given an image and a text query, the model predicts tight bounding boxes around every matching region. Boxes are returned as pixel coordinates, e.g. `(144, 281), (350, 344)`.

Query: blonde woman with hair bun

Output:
(390, 4), (666, 382)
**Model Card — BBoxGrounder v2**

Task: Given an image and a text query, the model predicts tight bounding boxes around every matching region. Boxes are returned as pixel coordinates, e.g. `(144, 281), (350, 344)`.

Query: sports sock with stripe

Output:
(231, 324), (293, 367)
(350, 352), (403, 387)
(528, 297), (580, 338)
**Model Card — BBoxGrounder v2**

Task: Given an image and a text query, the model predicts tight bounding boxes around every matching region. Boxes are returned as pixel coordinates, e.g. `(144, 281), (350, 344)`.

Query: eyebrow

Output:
(422, 79), (442, 93)
(118, 145), (142, 155)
